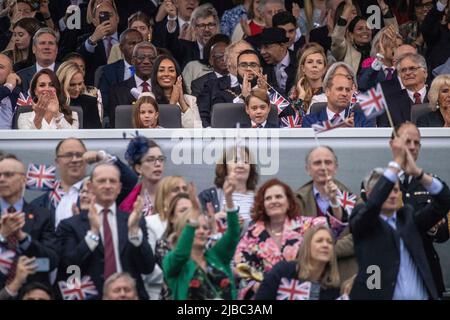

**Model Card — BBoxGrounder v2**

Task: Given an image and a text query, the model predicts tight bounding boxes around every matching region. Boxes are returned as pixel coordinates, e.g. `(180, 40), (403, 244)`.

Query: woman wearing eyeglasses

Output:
(150, 55), (202, 128)
(120, 136), (165, 216)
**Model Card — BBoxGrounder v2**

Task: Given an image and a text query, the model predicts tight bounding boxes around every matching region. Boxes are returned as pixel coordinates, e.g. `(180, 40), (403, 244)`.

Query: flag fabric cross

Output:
(336, 190), (357, 215)
(357, 83), (387, 119)
(0, 250), (15, 275)
(26, 164), (57, 191)
(16, 93), (33, 107)
(58, 275), (98, 300)
(269, 89), (291, 114)
(277, 278), (311, 300)
(49, 180), (65, 208)
(311, 116), (345, 134)
(280, 112), (302, 128)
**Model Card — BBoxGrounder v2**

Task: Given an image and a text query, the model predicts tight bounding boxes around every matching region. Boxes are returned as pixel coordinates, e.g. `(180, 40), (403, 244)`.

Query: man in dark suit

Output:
(77, 1), (119, 86)
(273, 11), (305, 60)
(98, 29), (143, 116)
(165, 3), (219, 68)
(17, 28), (59, 95)
(56, 163), (155, 300)
(377, 52), (429, 127)
(108, 42), (157, 127)
(389, 122), (449, 297)
(0, 154), (58, 288)
(350, 136), (450, 300)
(302, 70), (374, 128)
(247, 27), (297, 96)
(241, 88), (279, 128)
(0, 54), (21, 129)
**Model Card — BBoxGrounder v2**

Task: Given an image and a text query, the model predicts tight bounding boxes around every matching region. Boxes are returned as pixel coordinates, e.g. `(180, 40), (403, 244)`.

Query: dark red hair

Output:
(251, 178), (301, 222)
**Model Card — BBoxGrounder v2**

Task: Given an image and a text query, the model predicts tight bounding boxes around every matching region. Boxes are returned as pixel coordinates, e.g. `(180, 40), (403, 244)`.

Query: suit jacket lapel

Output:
(22, 202), (35, 235)
(319, 108), (328, 121)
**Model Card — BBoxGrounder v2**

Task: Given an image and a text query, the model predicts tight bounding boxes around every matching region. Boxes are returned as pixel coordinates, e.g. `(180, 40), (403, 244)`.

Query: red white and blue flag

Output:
(58, 275), (98, 300)
(0, 250), (15, 275)
(277, 278), (311, 300)
(311, 116), (345, 134)
(269, 89), (290, 114)
(16, 93), (33, 107)
(280, 112), (302, 128)
(49, 180), (65, 208)
(26, 164), (57, 191)
(357, 83), (387, 119)
(336, 190), (357, 215)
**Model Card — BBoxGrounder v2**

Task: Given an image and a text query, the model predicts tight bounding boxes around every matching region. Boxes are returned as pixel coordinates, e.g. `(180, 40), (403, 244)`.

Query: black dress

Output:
(416, 110), (445, 127)
(70, 94), (102, 129)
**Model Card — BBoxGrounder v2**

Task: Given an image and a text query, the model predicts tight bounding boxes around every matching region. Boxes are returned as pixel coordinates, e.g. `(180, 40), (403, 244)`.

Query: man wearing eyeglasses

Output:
(165, 3), (219, 68)
(377, 52), (428, 127)
(108, 42), (157, 127)
(30, 137), (137, 229)
(0, 154), (58, 292)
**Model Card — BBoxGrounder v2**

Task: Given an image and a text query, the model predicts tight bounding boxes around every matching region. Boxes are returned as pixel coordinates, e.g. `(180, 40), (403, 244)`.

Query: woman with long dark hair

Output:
(151, 55), (202, 128)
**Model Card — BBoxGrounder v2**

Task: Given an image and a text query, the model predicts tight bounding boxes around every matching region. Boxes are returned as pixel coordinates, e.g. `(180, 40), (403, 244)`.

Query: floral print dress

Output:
(233, 215), (334, 300)
(187, 264), (232, 300)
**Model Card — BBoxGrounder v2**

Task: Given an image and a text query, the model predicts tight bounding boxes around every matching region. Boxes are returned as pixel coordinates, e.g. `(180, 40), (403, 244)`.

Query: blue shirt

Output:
(381, 169), (443, 300)
(313, 186), (330, 215)
(220, 5), (247, 37)
(0, 95), (13, 129)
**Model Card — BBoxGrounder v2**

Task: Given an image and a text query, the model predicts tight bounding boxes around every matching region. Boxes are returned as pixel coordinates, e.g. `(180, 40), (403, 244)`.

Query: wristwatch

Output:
(87, 37), (97, 46)
(87, 231), (100, 242)
(388, 161), (401, 171)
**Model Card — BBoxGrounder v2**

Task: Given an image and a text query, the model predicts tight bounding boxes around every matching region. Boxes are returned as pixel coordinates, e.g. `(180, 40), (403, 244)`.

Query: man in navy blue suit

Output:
(56, 163), (154, 300)
(302, 63), (375, 128)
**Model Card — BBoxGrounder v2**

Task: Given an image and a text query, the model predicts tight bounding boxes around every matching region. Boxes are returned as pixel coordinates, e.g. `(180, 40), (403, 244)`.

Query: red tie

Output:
(413, 92), (421, 104)
(331, 113), (341, 122)
(141, 82), (150, 92)
(102, 209), (117, 280)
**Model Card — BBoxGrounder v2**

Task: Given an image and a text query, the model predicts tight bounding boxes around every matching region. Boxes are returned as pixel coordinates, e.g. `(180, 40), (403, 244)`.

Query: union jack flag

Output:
(16, 93), (33, 107)
(336, 190), (357, 215)
(277, 278), (311, 300)
(58, 275), (98, 300)
(26, 164), (57, 190)
(49, 180), (65, 208)
(357, 83), (387, 119)
(311, 116), (345, 134)
(280, 112), (301, 128)
(269, 89), (291, 114)
(0, 250), (15, 275)
(215, 217), (227, 234)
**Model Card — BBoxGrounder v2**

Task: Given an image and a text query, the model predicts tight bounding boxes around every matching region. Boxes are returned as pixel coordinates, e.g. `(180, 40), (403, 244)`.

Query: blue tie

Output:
(129, 66), (135, 76)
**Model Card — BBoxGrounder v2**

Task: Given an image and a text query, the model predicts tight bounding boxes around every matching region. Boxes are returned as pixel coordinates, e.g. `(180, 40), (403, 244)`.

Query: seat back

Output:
(411, 103), (432, 124)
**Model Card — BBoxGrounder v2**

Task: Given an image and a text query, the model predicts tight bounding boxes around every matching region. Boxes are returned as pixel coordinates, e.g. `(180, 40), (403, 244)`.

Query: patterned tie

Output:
(386, 68), (393, 80)
(413, 92), (421, 104)
(5, 206), (19, 284)
(129, 66), (135, 77)
(179, 22), (190, 40)
(331, 113), (341, 122)
(141, 81), (150, 93)
(105, 36), (113, 59)
(102, 209), (117, 280)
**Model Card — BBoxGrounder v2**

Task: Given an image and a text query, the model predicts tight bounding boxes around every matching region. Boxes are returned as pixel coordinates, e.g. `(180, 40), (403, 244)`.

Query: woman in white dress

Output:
(18, 69), (79, 129)
(150, 55), (202, 128)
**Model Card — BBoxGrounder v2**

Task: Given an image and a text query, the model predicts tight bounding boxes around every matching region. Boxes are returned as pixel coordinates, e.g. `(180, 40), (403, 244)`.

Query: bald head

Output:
(0, 54), (13, 85)
(0, 157), (26, 203)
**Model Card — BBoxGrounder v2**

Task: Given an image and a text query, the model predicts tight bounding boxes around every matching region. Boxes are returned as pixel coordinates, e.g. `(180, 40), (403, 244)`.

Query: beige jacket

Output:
(331, 16), (398, 74)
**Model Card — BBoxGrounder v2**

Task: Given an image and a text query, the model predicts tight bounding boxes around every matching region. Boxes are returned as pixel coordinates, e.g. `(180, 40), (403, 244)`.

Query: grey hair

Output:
(190, 3), (219, 26)
(259, 0), (285, 13)
(33, 27), (58, 46)
(305, 145), (338, 166)
(132, 41), (157, 57)
(363, 167), (385, 192)
(395, 52), (427, 73)
(103, 272), (137, 299)
(322, 62), (357, 91)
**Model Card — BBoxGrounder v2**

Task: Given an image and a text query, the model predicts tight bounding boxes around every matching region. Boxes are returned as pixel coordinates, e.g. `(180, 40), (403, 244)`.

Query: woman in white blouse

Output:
(150, 55), (202, 128)
(18, 69), (79, 129)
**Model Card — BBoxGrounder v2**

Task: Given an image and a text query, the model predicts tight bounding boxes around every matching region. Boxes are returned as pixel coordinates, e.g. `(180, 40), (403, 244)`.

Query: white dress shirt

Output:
(134, 75), (152, 94)
(55, 179), (83, 229)
(326, 107), (346, 121)
(406, 86), (427, 104)
(36, 62), (56, 72)
(123, 60), (133, 81)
